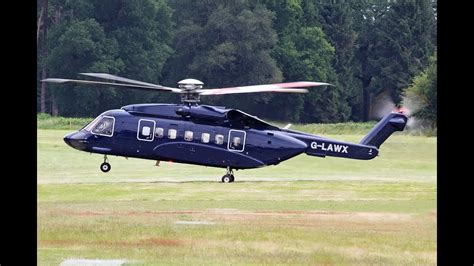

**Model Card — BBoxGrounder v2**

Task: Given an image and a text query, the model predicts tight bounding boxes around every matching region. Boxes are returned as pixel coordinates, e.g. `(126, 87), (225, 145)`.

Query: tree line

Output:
(37, 0), (437, 123)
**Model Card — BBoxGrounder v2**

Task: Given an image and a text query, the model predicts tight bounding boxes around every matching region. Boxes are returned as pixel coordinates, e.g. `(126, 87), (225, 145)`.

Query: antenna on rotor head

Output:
(177, 79), (204, 104)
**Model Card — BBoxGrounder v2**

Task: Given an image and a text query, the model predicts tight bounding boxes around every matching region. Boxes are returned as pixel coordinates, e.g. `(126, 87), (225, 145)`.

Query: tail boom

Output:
(305, 138), (379, 160)
(282, 131), (379, 160)
(281, 112), (408, 160)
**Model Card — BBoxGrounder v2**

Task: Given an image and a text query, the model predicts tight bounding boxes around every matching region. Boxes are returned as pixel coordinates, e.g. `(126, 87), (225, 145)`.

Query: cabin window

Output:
(201, 133), (210, 143)
(137, 119), (155, 141)
(91, 116), (115, 137)
(215, 134), (224, 145)
(184, 131), (193, 141)
(168, 129), (177, 139)
(232, 137), (241, 147)
(155, 127), (164, 138)
(142, 127), (151, 136)
(228, 130), (246, 152)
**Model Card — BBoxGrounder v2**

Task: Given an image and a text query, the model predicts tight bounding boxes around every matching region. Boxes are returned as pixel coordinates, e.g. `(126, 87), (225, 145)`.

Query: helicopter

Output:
(42, 73), (408, 183)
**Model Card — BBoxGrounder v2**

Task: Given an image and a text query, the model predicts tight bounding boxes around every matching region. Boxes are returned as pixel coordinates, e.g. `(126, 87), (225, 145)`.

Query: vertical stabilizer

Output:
(359, 112), (408, 148)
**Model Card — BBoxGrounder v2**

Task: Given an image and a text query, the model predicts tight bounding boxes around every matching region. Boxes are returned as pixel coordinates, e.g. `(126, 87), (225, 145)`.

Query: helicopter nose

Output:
(64, 131), (88, 150)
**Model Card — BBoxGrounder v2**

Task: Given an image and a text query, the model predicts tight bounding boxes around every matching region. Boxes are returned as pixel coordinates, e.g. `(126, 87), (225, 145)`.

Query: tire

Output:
(100, 162), (111, 173)
(222, 175), (231, 183)
(230, 175), (235, 182)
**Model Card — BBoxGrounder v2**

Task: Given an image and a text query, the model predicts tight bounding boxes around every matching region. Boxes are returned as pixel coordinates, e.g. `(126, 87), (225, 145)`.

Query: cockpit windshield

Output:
(82, 116), (102, 132)
(82, 115), (115, 137)
(92, 116), (115, 136)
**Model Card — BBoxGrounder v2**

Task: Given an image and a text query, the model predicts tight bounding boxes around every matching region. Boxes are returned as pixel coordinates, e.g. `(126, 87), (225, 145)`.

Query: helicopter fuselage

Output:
(66, 109), (305, 169)
(64, 103), (407, 171)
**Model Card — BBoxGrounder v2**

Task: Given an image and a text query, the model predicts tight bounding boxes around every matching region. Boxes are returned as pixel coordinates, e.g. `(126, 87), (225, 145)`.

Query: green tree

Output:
(352, 0), (390, 121)
(95, 0), (174, 106)
(317, 2), (361, 121)
(403, 52), (436, 126)
(39, 0), (437, 123)
(47, 19), (124, 116)
(163, 1), (282, 113)
(372, 0), (437, 104)
(260, 0), (305, 121)
(37, 0), (49, 113)
(353, 0), (436, 121)
(295, 27), (348, 123)
(43, 0), (174, 116)
(265, 0), (350, 122)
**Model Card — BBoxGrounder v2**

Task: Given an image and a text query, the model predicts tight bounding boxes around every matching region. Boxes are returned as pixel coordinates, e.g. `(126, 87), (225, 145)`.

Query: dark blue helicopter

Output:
(43, 73), (408, 183)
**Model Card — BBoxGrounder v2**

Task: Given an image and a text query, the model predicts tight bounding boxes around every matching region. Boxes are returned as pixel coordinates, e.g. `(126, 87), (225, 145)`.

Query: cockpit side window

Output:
(91, 116), (115, 137)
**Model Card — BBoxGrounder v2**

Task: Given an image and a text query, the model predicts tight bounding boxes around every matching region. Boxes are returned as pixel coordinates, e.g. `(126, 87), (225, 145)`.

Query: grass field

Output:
(38, 127), (437, 265)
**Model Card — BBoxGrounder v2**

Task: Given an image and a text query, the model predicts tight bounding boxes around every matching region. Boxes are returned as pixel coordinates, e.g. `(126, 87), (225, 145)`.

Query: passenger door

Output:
(137, 119), (155, 142)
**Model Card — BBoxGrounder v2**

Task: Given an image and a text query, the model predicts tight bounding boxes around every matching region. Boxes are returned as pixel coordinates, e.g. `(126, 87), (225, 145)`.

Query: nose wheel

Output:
(222, 167), (235, 183)
(100, 155), (111, 173)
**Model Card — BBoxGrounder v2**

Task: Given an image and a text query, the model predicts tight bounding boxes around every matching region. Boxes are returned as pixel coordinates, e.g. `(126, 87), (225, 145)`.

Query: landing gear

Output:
(222, 174), (234, 183)
(221, 167), (235, 183)
(100, 155), (111, 173)
(100, 162), (111, 172)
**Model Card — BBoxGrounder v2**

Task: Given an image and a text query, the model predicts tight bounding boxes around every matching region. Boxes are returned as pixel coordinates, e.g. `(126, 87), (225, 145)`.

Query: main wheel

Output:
(230, 175), (235, 182)
(222, 174), (232, 183)
(100, 162), (111, 173)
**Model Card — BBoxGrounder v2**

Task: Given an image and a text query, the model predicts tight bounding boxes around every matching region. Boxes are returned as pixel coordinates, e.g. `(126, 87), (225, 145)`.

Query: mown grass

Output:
(37, 127), (436, 265)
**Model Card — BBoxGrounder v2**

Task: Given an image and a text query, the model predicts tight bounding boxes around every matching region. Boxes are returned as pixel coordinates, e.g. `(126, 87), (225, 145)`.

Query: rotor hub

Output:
(178, 79), (204, 103)
(178, 79), (204, 90)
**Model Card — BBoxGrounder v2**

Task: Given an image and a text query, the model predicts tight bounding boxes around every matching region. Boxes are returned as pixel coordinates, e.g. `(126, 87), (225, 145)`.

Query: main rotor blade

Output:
(79, 73), (181, 92)
(199, 81), (331, 96)
(41, 78), (181, 93)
